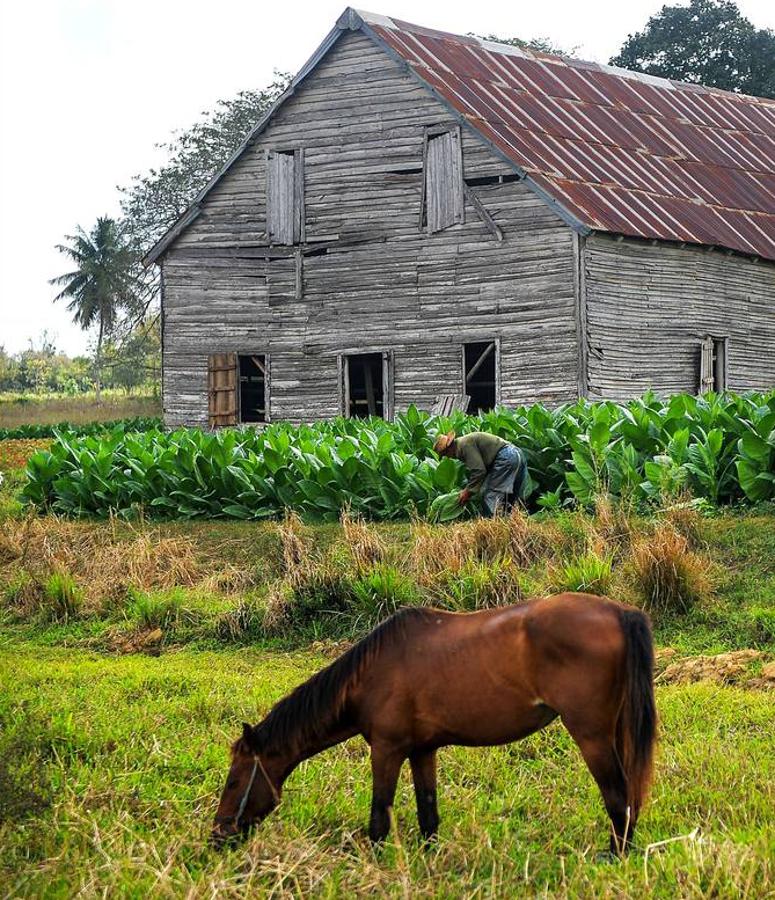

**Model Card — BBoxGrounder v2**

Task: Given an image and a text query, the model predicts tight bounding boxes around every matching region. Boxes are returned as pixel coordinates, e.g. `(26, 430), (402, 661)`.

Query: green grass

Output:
(0, 644), (772, 898)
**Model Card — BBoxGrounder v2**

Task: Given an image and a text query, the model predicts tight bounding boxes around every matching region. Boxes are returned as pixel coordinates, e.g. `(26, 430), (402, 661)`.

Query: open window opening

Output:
(464, 341), (497, 414)
(238, 355), (267, 423)
(699, 336), (728, 393)
(464, 173), (521, 187)
(343, 352), (386, 419)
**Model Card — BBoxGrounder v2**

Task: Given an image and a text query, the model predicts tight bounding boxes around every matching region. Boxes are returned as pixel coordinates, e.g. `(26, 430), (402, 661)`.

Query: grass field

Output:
(1, 644), (773, 898)
(1, 436), (774, 897)
(0, 389), (160, 428)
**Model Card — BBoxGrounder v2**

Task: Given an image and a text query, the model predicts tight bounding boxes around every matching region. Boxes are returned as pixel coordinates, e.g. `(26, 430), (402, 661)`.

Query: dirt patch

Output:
(657, 649), (774, 688)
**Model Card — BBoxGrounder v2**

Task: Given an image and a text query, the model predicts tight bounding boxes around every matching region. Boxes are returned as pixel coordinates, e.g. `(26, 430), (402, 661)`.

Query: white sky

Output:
(1, 0), (774, 357)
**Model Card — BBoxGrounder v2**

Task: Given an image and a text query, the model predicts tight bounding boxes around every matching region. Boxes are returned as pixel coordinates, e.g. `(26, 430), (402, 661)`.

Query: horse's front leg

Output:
(410, 749), (439, 841)
(368, 742), (405, 843)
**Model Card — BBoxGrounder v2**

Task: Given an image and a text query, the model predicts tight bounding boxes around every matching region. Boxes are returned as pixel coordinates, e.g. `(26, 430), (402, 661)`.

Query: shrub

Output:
(0, 417), (161, 440)
(630, 524), (712, 616)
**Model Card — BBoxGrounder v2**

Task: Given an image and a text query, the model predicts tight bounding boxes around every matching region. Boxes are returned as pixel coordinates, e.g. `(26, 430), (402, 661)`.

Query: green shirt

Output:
(454, 432), (509, 492)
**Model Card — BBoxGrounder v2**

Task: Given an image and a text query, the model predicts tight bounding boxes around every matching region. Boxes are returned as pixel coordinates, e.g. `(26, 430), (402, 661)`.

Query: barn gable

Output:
(147, 7), (775, 266)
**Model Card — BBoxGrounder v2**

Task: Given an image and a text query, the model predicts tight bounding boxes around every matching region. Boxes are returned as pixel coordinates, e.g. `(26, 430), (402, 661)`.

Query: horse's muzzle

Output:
(210, 821), (240, 849)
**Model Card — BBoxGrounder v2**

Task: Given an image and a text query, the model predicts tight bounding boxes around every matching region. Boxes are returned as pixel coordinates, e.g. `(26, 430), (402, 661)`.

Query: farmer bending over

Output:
(434, 431), (526, 517)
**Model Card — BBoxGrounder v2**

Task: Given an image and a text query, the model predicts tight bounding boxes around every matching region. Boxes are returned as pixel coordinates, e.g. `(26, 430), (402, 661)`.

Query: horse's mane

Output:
(251, 607), (436, 756)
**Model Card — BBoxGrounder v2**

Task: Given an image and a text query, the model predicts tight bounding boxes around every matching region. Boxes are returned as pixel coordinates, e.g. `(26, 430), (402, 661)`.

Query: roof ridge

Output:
(353, 8), (775, 107)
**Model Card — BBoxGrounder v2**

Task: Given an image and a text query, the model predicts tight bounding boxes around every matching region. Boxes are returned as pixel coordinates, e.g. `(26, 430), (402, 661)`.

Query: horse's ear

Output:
(242, 722), (253, 742)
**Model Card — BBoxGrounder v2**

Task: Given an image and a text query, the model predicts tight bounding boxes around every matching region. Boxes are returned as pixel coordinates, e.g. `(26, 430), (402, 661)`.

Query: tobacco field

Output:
(18, 391), (775, 521)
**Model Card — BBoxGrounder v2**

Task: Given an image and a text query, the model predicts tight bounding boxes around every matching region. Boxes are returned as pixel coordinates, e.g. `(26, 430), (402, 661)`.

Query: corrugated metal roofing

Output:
(358, 9), (775, 261)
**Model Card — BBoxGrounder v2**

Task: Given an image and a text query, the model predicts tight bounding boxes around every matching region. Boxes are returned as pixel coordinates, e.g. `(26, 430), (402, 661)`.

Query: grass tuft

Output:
(556, 550), (614, 596)
(42, 569), (82, 622)
(630, 524), (713, 616)
(341, 508), (386, 571)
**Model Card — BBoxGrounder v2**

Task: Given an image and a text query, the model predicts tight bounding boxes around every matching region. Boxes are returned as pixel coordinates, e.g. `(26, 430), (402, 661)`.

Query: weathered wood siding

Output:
(583, 233), (775, 400)
(160, 31), (578, 426)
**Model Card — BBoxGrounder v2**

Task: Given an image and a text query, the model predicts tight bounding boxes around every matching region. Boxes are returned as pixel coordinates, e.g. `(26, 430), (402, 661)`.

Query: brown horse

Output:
(212, 593), (656, 854)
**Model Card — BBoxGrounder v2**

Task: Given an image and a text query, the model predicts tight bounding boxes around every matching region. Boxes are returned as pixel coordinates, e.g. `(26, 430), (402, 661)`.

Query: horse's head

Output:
(211, 723), (281, 847)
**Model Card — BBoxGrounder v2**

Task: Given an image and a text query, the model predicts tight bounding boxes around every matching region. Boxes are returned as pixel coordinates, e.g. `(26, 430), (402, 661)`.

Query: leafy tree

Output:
(116, 74), (290, 371)
(610, 0), (775, 98)
(50, 218), (139, 400)
(101, 317), (161, 393)
(119, 75), (290, 253)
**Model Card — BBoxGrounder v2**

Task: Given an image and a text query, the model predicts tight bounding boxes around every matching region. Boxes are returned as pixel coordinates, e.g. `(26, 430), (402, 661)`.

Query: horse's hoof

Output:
(593, 849), (619, 864)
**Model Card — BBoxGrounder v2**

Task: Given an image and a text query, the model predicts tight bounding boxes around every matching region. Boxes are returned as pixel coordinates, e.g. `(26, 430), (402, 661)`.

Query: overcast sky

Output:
(1, 0), (774, 357)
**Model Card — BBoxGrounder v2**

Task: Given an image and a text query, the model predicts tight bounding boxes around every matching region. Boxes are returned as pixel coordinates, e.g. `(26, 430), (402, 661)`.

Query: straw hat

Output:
(433, 431), (456, 455)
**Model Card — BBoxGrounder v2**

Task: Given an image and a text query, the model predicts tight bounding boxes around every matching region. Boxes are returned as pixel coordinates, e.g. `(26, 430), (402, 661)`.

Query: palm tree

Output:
(50, 217), (138, 400)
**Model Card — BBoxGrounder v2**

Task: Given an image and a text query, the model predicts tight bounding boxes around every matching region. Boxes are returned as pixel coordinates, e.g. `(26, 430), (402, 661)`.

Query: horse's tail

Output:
(615, 607), (657, 821)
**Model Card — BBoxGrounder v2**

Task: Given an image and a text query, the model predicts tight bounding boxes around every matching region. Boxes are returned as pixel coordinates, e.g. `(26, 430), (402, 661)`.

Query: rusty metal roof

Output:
(358, 10), (775, 261)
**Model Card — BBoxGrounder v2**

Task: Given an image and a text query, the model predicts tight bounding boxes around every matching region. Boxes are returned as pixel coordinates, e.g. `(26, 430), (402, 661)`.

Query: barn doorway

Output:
(463, 341), (497, 414)
(343, 352), (385, 418)
(238, 354), (267, 423)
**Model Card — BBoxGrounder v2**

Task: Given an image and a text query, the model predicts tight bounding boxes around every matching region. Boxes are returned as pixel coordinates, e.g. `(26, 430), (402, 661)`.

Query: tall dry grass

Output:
(630, 523), (713, 615)
(0, 391), (160, 428)
(340, 508), (385, 571)
(0, 514), (202, 615)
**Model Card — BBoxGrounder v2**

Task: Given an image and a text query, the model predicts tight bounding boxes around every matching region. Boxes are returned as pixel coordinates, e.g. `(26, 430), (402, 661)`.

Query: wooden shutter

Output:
(267, 151), (295, 245)
(425, 129), (463, 232)
(267, 150), (304, 245)
(699, 337), (714, 394)
(208, 353), (237, 427)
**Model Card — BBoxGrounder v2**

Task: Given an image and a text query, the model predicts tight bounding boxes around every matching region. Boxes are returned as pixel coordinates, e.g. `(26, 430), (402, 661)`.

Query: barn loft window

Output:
(422, 127), (464, 232)
(267, 148), (304, 245)
(463, 341), (498, 414)
(341, 352), (392, 419)
(207, 353), (269, 427)
(699, 336), (728, 393)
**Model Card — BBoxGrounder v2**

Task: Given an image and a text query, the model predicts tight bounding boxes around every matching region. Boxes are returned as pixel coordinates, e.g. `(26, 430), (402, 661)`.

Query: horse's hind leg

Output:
(564, 723), (633, 855)
(409, 749), (439, 841)
(368, 742), (405, 843)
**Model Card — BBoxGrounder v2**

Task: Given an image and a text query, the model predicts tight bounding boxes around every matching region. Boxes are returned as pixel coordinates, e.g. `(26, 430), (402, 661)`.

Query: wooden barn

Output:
(145, 8), (775, 427)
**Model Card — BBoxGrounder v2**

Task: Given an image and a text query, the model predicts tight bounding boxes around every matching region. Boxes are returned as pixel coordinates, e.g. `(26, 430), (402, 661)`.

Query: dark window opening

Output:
(238, 355), (267, 423)
(345, 353), (384, 419)
(699, 336), (727, 393)
(464, 173), (521, 187)
(464, 342), (497, 414)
